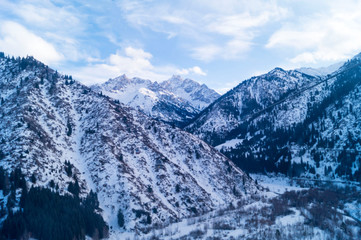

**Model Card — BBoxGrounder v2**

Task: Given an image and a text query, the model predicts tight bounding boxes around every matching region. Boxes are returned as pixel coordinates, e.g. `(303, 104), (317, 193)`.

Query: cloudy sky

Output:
(1, 0), (361, 93)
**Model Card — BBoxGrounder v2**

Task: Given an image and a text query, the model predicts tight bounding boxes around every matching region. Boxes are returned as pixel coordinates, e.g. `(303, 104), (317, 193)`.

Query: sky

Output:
(1, 0), (361, 93)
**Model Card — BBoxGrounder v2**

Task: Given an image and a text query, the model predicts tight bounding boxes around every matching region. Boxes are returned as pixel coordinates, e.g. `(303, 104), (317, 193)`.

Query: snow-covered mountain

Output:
(0, 55), (257, 232)
(186, 68), (318, 145)
(296, 62), (343, 77)
(186, 56), (361, 183)
(91, 75), (220, 126)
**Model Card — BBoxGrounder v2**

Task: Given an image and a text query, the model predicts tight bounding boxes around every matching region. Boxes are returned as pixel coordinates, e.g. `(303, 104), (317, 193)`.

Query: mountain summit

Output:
(91, 75), (220, 126)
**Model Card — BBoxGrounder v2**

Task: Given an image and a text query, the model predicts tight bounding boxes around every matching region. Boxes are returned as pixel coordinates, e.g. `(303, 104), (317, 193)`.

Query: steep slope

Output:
(91, 75), (220, 126)
(0, 55), (256, 232)
(186, 68), (318, 145)
(186, 56), (361, 182)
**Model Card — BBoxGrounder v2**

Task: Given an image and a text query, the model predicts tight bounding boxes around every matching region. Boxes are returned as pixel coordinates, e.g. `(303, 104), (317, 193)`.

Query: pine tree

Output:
(30, 173), (36, 184)
(117, 209), (125, 228)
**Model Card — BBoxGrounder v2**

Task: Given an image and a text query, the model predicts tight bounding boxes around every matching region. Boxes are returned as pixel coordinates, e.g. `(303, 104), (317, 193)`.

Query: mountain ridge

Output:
(185, 55), (361, 183)
(91, 74), (220, 127)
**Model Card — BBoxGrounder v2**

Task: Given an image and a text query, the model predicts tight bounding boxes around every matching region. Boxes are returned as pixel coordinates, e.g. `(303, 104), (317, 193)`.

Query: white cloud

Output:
(267, 30), (325, 50)
(191, 45), (221, 62)
(207, 12), (273, 36)
(176, 66), (206, 76)
(266, 1), (361, 64)
(0, 0), (88, 63)
(124, 47), (152, 60)
(72, 47), (207, 85)
(119, 0), (288, 61)
(0, 21), (63, 65)
(191, 66), (206, 76)
(13, 2), (81, 31)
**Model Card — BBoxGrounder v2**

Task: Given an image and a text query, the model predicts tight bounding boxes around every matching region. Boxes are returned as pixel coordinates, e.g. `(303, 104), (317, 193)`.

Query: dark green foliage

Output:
(66, 119), (72, 137)
(0, 150), (5, 160)
(195, 150), (201, 159)
(1, 211), (27, 240)
(1, 187), (108, 240)
(0, 167), (6, 190)
(175, 184), (180, 193)
(83, 190), (99, 210)
(68, 179), (80, 197)
(0, 167), (107, 239)
(30, 173), (36, 184)
(49, 179), (55, 188)
(132, 209), (151, 225)
(118, 153), (123, 162)
(117, 209), (125, 228)
(10, 168), (26, 190)
(64, 160), (73, 177)
(146, 214), (152, 225)
(6, 190), (16, 210)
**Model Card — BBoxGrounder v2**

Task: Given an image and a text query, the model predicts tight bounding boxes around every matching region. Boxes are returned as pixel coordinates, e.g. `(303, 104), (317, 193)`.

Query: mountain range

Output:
(91, 74), (220, 127)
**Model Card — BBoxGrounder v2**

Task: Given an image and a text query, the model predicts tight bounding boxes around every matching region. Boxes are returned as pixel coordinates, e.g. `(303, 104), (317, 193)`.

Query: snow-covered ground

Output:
(250, 173), (305, 194)
(107, 173), (361, 239)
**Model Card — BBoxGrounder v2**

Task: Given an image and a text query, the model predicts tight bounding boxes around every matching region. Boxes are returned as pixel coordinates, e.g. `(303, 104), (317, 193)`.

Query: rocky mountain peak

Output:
(91, 74), (220, 126)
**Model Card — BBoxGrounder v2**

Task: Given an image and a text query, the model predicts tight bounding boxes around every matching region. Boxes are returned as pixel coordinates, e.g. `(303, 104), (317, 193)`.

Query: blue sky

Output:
(1, 0), (361, 93)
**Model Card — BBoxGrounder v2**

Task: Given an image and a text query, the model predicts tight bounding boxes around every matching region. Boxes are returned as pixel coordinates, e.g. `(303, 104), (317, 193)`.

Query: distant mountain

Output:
(296, 62), (343, 77)
(186, 56), (361, 183)
(91, 75), (220, 126)
(0, 54), (256, 233)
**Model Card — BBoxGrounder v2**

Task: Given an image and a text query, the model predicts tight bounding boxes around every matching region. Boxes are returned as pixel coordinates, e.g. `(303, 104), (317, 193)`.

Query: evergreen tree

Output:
(0, 150), (5, 161)
(117, 209), (125, 228)
(30, 173), (36, 184)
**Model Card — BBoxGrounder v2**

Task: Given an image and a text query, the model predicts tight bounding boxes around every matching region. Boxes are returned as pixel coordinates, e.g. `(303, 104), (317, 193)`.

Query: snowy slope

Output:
(186, 68), (318, 145)
(186, 56), (361, 182)
(0, 55), (257, 232)
(160, 75), (220, 109)
(91, 75), (220, 126)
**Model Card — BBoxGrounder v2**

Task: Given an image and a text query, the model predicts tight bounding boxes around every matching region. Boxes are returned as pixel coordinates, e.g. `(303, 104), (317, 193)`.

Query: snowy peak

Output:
(296, 51), (361, 77)
(93, 74), (153, 91)
(91, 74), (220, 126)
(351, 51), (361, 61)
(161, 75), (220, 109)
(296, 62), (343, 77)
